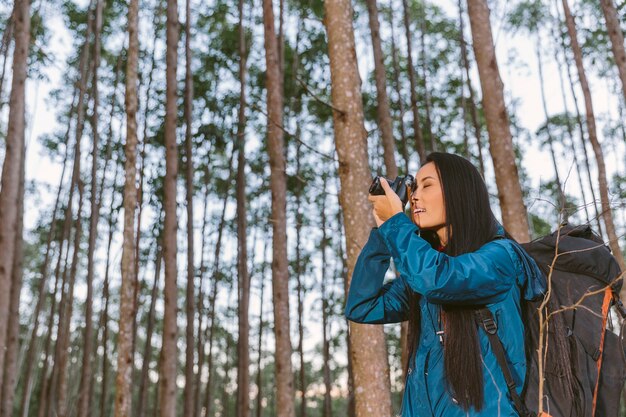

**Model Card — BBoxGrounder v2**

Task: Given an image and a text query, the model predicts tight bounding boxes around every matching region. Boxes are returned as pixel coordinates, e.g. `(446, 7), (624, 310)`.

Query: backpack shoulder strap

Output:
(475, 308), (536, 417)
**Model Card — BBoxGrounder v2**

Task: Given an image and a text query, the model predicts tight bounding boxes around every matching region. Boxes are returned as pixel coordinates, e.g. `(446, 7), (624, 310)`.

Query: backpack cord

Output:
(475, 308), (537, 417)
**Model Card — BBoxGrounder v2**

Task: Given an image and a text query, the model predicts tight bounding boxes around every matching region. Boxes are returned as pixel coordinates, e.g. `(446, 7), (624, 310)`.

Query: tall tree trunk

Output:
(466, 0), (530, 242)
(18, 91), (73, 417)
(458, 0), (485, 178)
(236, 0), (250, 415)
(388, 13), (409, 174)
(115, 0), (139, 414)
(262, 0), (295, 415)
(99, 167), (119, 417)
(550, 15), (590, 224)
(553, 1), (603, 236)
(92, 54), (122, 417)
(401, 0), (426, 160)
(535, 40), (566, 216)
(323, 1), (394, 416)
(193, 179), (211, 417)
(419, 10), (434, 151)
(45, 9), (94, 413)
(56, 180), (85, 417)
(131, 5), (161, 398)
(561, 0), (626, 274)
(0, 13), (14, 109)
(35, 149), (81, 417)
(334, 199), (355, 417)
(137, 245), (162, 417)
(78, 1), (104, 415)
(202, 149), (235, 417)
(294, 141), (307, 417)
(600, 0), (626, 102)
(160, 0), (180, 414)
(183, 0), (196, 414)
(255, 238), (268, 417)
(365, 0), (397, 178)
(0, 126), (26, 417)
(0, 0), (29, 394)
(320, 182), (332, 417)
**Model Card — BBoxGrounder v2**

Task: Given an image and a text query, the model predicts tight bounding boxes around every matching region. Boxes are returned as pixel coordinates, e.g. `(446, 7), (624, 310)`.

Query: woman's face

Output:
(410, 162), (447, 237)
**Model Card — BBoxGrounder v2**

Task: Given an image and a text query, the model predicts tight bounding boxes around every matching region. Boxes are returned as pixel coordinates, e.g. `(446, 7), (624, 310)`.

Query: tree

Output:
(183, 0), (196, 414)
(262, 0), (295, 415)
(560, 0), (626, 274)
(0, 0), (29, 396)
(235, 0), (250, 415)
(0, 121), (25, 417)
(323, 0), (394, 416)
(115, 0), (139, 413)
(160, 0), (180, 414)
(401, 0), (426, 160)
(600, 0), (626, 102)
(78, 0), (105, 415)
(365, 0), (397, 178)
(466, 0), (530, 242)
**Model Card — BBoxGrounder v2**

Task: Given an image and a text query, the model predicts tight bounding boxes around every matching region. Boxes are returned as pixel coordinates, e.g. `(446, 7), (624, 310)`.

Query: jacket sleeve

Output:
(344, 228), (411, 324)
(378, 213), (520, 305)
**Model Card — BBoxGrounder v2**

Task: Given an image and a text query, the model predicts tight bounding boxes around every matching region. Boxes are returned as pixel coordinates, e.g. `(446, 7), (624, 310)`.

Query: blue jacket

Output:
(345, 213), (545, 417)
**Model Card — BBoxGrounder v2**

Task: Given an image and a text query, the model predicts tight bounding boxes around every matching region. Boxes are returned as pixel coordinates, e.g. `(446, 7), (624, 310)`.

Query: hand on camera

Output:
(367, 178), (403, 227)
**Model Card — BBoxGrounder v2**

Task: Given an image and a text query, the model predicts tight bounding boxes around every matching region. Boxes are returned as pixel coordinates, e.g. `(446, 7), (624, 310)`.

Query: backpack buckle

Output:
(482, 317), (498, 335)
(475, 309), (498, 335)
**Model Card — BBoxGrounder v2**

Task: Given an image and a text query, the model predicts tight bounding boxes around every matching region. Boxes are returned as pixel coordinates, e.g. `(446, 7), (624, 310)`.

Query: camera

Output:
(369, 175), (415, 207)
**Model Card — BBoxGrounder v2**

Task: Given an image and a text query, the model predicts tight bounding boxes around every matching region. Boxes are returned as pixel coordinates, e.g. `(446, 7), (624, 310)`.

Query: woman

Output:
(345, 152), (546, 416)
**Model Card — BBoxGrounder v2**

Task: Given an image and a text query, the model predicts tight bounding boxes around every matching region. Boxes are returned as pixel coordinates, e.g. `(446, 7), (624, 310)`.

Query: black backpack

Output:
(476, 224), (626, 417)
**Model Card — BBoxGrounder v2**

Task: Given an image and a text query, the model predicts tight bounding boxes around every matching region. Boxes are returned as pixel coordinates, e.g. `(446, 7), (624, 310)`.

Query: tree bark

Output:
(202, 149), (235, 417)
(600, 0), (626, 102)
(160, 0), (180, 414)
(320, 182), (332, 417)
(114, 0), (139, 414)
(255, 238), (268, 417)
(56, 180), (85, 417)
(0, 122), (26, 417)
(137, 246), (162, 417)
(236, 0), (251, 415)
(323, 0), (394, 415)
(99, 167), (119, 417)
(466, 0), (530, 242)
(401, 0), (426, 161)
(388, 14), (409, 174)
(262, 0), (295, 415)
(183, 0), (196, 414)
(78, 1), (104, 415)
(0, 9), (14, 112)
(193, 179), (211, 417)
(458, 0), (485, 178)
(561, 0), (626, 273)
(419, 11), (434, 151)
(17, 92), (73, 417)
(552, 4), (603, 234)
(535, 40), (566, 216)
(551, 30), (590, 223)
(0, 0), (29, 394)
(294, 141), (307, 417)
(365, 0), (397, 178)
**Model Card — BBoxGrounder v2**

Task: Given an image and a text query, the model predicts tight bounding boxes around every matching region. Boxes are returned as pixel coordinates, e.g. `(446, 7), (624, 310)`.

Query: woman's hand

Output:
(368, 178), (403, 227)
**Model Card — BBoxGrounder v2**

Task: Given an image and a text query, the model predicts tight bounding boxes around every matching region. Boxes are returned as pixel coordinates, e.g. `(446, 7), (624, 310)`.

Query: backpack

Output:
(476, 224), (626, 417)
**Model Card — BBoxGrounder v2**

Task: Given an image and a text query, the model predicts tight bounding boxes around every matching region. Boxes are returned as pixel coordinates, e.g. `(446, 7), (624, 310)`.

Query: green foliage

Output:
(529, 213), (553, 239)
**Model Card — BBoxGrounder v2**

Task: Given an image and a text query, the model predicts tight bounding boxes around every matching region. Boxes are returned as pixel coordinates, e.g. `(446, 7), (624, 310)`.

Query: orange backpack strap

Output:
(591, 287), (613, 416)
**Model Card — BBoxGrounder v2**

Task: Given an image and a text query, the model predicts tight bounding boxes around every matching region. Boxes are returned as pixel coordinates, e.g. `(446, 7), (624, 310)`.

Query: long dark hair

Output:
(405, 152), (500, 411)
